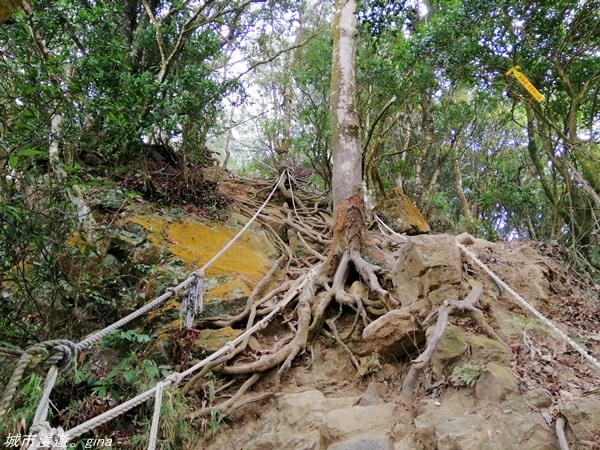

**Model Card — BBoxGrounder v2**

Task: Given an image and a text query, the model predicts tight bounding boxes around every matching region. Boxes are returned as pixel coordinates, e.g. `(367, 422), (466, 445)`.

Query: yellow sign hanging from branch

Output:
(506, 66), (544, 103)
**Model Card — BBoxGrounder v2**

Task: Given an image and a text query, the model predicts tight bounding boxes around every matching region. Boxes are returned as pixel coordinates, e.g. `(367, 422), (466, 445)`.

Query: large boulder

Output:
(412, 388), (557, 449)
(320, 403), (398, 448)
(374, 188), (430, 235)
(124, 213), (279, 303)
(390, 234), (463, 308)
(361, 308), (425, 359)
(475, 363), (520, 403)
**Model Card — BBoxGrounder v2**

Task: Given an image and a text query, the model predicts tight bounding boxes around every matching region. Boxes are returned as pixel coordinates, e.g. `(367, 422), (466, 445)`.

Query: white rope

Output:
(76, 289), (182, 351)
(179, 267), (316, 378)
(64, 266), (317, 440)
(26, 366), (62, 449)
(147, 381), (164, 450)
(374, 214), (407, 241)
(31, 365), (58, 427)
(76, 170), (285, 350)
(457, 242), (600, 371)
(200, 171), (285, 272)
(21, 172), (286, 441)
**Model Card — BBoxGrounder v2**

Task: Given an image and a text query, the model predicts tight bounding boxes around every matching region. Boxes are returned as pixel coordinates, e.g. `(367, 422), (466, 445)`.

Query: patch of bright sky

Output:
(209, 0), (329, 167)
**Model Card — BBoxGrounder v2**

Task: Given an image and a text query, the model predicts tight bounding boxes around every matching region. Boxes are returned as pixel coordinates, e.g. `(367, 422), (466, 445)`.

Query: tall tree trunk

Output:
(277, 13), (305, 168)
(453, 155), (472, 218)
(414, 90), (435, 205)
(197, 0), (401, 387)
(330, 0), (362, 219)
(325, 0), (395, 288)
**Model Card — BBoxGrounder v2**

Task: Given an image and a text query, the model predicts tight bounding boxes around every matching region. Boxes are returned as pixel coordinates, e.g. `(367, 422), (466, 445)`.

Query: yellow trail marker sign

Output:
(506, 66), (544, 102)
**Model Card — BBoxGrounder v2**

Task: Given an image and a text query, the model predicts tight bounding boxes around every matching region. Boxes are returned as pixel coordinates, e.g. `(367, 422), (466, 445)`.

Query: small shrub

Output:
(449, 363), (483, 387)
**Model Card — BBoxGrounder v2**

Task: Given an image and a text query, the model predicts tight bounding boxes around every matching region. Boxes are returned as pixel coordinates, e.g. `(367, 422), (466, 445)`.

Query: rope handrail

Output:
(0, 340), (77, 426)
(64, 267), (317, 441)
(1, 172), (285, 446)
(77, 170), (286, 351)
(457, 242), (600, 371)
(147, 380), (164, 450)
(63, 233), (600, 444)
(368, 220), (600, 373)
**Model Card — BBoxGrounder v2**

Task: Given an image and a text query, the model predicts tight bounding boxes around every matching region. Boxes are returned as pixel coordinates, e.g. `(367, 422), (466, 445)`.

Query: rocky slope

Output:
(91, 175), (600, 449)
(194, 232), (600, 450)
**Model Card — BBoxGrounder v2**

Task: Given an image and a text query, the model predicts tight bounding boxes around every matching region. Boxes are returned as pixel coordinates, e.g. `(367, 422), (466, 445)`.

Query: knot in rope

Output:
(165, 286), (178, 296)
(0, 340), (77, 423)
(193, 269), (205, 279)
(28, 420), (52, 437)
(26, 425), (67, 450)
(164, 372), (183, 386)
(42, 340), (78, 372)
(24, 342), (50, 362)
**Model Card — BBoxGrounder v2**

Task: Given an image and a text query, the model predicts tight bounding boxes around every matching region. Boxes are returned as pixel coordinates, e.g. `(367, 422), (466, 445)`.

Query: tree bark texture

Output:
(330, 0), (362, 216)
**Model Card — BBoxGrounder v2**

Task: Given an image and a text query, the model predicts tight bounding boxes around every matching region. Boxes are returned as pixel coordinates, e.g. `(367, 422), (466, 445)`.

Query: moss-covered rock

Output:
(475, 363), (520, 403)
(374, 187), (430, 235)
(470, 335), (513, 366)
(122, 213), (279, 310)
(431, 325), (469, 378)
(192, 326), (243, 354)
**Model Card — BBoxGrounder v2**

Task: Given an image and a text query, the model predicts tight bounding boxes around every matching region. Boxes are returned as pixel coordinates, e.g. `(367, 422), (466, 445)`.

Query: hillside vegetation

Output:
(1, 0), (599, 449)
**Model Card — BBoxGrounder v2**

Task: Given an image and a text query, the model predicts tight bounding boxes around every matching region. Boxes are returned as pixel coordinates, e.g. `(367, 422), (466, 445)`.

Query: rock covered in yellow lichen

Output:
(374, 187), (430, 235)
(122, 212), (279, 304)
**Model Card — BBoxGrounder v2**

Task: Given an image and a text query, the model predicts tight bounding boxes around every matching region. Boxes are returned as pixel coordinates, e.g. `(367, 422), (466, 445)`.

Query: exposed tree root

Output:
(180, 188), (406, 420)
(199, 256), (287, 328)
(186, 373), (263, 420)
(556, 415), (570, 450)
(296, 231), (326, 261)
(323, 319), (360, 370)
(215, 275), (315, 376)
(186, 179), (511, 433)
(401, 280), (506, 396)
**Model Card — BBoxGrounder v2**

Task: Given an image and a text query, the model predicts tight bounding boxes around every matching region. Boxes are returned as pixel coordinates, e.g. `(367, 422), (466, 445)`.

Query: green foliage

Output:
(209, 409), (224, 437)
(68, 344), (199, 450)
(0, 0), (235, 169)
(91, 354), (170, 400)
(0, 185), (79, 345)
(256, 29), (332, 187)
(157, 390), (200, 449)
(126, 389), (199, 450)
(357, 0), (414, 37)
(0, 179), (161, 348)
(450, 363), (483, 387)
(103, 329), (155, 348)
(0, 373), (44, 436)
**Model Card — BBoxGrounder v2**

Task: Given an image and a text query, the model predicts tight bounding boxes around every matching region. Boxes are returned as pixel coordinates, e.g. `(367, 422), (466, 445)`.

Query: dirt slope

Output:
(194, 229), (600, 450)
(101, 173), (600, 449)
